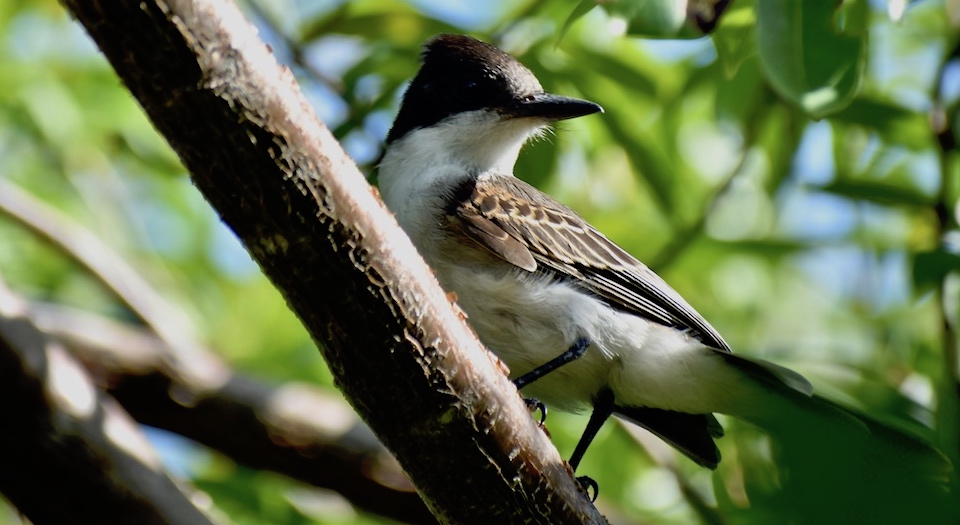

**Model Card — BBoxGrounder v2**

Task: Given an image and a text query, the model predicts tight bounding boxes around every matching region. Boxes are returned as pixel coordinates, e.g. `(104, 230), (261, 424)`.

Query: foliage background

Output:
(0, 0), (958, 523)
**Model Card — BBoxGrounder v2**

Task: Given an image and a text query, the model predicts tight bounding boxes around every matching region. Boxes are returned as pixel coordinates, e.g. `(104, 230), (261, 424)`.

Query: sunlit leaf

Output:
(565, 48), (658, 98)
(603, 0), (689, 38)
(557, 0), (597, 45)
(599, 112), (676, 218)
(712, 0), (757, 78)
(756, 0), (866, 117)
(831, 98), (931, 150)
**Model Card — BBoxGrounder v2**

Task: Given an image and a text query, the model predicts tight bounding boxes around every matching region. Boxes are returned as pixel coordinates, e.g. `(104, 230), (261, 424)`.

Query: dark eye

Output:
(465, 80), (478, 89)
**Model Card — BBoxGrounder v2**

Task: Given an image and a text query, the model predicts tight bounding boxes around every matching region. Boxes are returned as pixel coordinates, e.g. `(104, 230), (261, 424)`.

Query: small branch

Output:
(30, 302), (436, 525)
(0, 281), (214, 525)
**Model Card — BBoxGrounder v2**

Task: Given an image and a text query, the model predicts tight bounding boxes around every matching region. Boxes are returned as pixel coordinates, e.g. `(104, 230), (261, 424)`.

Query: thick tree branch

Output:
(0, 282), (214, 525)
(59, 0), (605, 523)
(31, 302), (436, 525)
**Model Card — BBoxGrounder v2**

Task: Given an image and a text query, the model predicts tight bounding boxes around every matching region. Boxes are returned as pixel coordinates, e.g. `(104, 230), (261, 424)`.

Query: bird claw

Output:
(523, 397), (547, 426)
(576, 475), (599, 502)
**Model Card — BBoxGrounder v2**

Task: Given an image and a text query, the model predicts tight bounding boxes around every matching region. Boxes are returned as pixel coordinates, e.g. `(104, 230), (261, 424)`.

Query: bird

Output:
(374, 34), (938, 500)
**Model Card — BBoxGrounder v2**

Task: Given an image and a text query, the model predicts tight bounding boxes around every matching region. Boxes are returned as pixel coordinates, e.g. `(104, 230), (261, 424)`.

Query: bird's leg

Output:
(569, 388), (615, 501)
(512, 337), (590, 390)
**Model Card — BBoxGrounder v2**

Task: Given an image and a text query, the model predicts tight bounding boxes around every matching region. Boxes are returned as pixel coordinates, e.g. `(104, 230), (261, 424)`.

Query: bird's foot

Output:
(576, 475), (599, 502)
(523, 397), (547, 426)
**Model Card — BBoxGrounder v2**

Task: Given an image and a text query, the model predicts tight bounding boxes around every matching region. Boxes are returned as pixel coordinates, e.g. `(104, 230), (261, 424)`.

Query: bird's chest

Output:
(433, 263), (617, 411)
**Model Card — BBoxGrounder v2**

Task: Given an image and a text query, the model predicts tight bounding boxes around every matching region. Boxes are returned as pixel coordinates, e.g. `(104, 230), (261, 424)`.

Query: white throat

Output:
(378, 110), (545, 233)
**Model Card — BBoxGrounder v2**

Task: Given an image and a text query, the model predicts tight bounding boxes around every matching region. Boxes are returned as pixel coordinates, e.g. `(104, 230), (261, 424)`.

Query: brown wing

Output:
(447, 173), (730, 352)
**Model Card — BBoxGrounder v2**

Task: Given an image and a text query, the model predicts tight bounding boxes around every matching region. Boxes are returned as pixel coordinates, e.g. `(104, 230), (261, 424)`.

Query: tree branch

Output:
(0, 177), (227, 392)
(0, 281), (214, 525)
(59, 0), (605, 522)
(31, 302), (437, 525)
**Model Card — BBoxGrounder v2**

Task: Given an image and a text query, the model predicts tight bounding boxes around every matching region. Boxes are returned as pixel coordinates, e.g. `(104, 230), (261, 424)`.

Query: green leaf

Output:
(565, 48), (658, 98)
(715, 56), (765, 123)
(712, 0), (758, 78)
(298, 0), (459, 45)
(830, 98), (930, 150)
(756, 0), (866, 118)
(557, 0), (598, 45)
(913, 249), (960, 291)
(600, 112), (676, 219)
(819, 180), (933, 207)
(514, 134), (558, 189)
(704, 237), (811, 258)
(605, 0), (689, 38)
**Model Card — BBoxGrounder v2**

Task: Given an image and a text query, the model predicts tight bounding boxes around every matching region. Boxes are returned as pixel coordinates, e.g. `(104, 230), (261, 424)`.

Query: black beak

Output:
(502, 93), (603, 121)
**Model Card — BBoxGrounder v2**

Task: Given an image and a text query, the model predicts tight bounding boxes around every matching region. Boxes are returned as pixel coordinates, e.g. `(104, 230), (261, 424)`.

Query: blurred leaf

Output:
(298, 2), (350, 42)
(714, 237), (811, 257)
(565, 66), (679, 219)
(194, 467), (316, 525)
(715, 55), (765, 123)
(299, 0), (459, 46)
(600, 112), (676, 218)
(564, 48), (658, 98)
(756, 103), (803, 192)
(836, 0), (871, 34)
(557, 0), (597, 45)
(712, 0), (757, 78)
(820, 180), (933, 207)
(602, 0), (689, 38)
(913, 249), (960, 291)
(831, 97), (931, 150)
(757, 0), (866, 117)
(514, 134), (558, 189)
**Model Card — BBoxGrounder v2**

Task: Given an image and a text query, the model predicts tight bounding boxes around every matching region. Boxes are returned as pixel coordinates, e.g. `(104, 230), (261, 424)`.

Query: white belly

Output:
(432, 261), (751, 416)
(437, 264), (618, 411)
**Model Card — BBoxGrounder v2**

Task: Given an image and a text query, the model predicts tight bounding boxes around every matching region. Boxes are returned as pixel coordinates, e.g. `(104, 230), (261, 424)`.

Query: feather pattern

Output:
(448, 172), (731, 352)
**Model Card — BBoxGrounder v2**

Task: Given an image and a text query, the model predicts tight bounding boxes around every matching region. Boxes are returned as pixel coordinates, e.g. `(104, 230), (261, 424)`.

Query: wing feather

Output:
(448, 174), (730, 351)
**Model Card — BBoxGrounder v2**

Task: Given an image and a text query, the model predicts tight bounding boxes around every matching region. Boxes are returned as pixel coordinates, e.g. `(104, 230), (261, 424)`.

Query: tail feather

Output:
(613, 406), (723, 469)
(717, 350), (813, 397)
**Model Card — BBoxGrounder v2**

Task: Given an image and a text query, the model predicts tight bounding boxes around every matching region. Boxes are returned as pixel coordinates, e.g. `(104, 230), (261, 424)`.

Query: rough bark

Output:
(58, 0), (606, 523)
